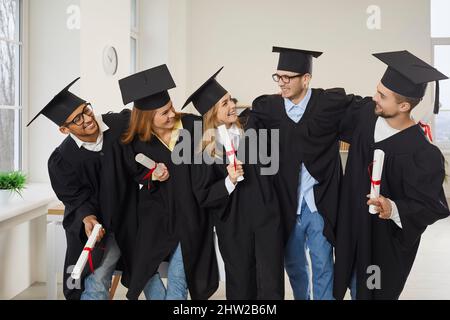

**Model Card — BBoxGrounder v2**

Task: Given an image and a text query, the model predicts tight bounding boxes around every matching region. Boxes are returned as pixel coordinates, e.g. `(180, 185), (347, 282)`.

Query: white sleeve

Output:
(389, 199), (403, 229)
(225, 176), (236, 195)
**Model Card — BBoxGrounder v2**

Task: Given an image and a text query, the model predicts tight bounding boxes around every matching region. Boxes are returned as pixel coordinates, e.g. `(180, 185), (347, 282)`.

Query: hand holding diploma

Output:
(83, 215), (105, 241)
(218, 124), (244, 182)
(135, 153), (170, 182)
(368, 149), (385, 214)
(227, 160), (244, 184)
(367, 194), (393, 219)
(71, 223), (103, 280)
(154, 163), (170, 182)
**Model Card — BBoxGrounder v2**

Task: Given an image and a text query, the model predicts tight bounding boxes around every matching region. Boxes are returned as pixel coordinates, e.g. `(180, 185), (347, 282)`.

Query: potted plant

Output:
(0, 171), (27, 204)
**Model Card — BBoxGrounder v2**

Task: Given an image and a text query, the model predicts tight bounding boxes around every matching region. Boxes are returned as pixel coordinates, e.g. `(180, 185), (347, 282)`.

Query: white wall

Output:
(186, 0), (432, 110)
(80, 0), (131, 114)
(0, 216), (46, 299)
(139, 0), (189, 111)
(27, 0), (81, 183)
(28, 0), (133, 181)
(139, 0), (169, 69)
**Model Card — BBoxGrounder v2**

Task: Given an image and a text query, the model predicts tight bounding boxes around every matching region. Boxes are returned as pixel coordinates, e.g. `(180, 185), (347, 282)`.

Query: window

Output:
(431, 0), (450, 148)
(130, 0), (139, 74)
(0, 0), (22, 172)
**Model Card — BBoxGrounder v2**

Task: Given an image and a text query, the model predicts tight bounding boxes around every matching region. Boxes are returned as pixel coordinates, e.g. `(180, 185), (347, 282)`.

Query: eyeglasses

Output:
(272, 73), (302, 84)
(64, 103), (94, 127)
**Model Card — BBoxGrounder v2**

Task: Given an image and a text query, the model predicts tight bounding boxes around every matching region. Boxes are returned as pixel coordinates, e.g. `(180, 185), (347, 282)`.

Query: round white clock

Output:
(102, 46), (118, 75)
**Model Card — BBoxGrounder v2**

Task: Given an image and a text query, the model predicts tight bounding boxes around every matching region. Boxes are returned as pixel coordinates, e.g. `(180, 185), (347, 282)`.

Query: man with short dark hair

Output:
(27, 78), (133, 300)
(334, 50), (450, 300)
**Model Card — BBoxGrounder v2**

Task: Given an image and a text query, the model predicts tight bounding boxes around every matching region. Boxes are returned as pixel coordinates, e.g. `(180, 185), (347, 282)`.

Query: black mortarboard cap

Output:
(273, 46), (323, 74)
(118, 64), (176, 111)
(373, 50), (448, 114)
(182, 67), (227, 116)
(26, 78), (86, 127)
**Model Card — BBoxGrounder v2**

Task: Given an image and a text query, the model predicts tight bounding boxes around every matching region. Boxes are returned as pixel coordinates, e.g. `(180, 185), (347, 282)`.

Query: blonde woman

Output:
(185, 68), (284, 300)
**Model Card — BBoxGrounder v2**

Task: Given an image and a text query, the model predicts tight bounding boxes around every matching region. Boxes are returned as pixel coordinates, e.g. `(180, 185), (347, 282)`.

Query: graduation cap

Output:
(373, 50), (448, 114)
(118, 64), (176, 111)
(26, 78), (86, 127)
(273, 46), (323, 74)
(182, 67), (227, 116)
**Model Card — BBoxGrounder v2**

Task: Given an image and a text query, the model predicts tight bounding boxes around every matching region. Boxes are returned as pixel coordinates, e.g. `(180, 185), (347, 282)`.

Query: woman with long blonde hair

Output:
(116, 65), (219, 300)
(185, 68), (284, 300)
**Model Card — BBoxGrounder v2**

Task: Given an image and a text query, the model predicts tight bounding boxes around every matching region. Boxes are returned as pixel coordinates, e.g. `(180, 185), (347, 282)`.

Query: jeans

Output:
(350, 271), (357, 300)
(143, 243), (188, 300)
(285, 200), (334, 300)
(81, 233), (121, 300)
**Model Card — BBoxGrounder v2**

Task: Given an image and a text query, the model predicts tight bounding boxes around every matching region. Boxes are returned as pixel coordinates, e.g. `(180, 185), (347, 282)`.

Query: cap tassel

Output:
(433, 80), (440, 114)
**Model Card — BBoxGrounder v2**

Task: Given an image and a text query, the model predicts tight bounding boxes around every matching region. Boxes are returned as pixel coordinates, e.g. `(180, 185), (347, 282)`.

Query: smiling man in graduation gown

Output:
(334, 50), (450, 300)
(250, 47), (355, 300)
(27, 78), (133, 300)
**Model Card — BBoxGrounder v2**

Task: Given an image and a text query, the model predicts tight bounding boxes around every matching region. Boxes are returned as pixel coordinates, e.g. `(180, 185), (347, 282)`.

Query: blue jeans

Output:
(285, 200), (334, 300)
(350, 271), (357, 300)
(81, 233), (121, 300)
(143, 243), (188, 300)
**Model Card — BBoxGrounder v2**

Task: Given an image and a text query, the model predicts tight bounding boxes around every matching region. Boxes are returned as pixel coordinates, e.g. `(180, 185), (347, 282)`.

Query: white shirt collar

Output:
(284, 88), (312, 111)
(374, 117), (400, 143)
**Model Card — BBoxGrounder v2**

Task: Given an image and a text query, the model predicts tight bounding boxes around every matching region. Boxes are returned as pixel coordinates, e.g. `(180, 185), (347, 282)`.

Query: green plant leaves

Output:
(0, 171), (27, 196)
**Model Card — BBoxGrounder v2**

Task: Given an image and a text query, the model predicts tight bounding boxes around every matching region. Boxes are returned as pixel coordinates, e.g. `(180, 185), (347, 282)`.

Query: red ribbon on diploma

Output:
(83, 247), (95, 274)
(418, 121), (433, 142)
(142, 164), (158, 190)
(368, 161), (381, 190)
(226, 142), (238, 172)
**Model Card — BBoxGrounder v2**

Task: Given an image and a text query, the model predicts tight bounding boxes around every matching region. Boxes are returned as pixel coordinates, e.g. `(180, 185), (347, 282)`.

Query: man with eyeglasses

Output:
(250, 46), (357, 300)
(27, 78), (134, 300)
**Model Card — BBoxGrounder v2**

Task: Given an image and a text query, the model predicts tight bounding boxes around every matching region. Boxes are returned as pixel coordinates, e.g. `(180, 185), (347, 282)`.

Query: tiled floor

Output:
(12, 217), (450, 300)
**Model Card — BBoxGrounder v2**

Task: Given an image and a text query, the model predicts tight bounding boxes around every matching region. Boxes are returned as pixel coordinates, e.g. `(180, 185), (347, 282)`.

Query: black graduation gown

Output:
(250, 89), (354, 245)
(191, 113), (284, 300)
(124, 113), (219, 300)
(47, 109), (133, 300)
(334, 101), (450, 300)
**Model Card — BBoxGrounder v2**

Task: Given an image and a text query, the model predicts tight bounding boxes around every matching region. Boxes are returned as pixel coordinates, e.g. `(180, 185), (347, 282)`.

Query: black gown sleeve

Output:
(48, 150), (96, 234)
(191, 163), (230, 216)
(249, 94), (281, 130)
(338, 94), (374, 144)
(394, 144), (450, 248)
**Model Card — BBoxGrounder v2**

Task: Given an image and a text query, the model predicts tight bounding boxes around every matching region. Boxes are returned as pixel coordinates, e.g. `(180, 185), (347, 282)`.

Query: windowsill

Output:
(0, 183), (57, 225)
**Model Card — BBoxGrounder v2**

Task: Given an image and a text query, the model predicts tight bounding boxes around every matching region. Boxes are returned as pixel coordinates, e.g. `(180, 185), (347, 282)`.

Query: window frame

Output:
(0, 0), (28, 172)
(130, 0), (139, 74)
(431, 38), (450, 151)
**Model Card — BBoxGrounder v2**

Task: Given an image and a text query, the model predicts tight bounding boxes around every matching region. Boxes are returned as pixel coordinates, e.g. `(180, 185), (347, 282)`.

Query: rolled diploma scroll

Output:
(71, 223), (103, 279)
(369, 149), (385, 214)
(135, 153), (164, 177)
(217, 124), (244, 182)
